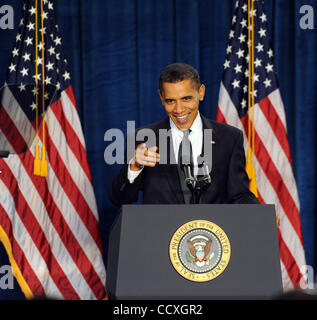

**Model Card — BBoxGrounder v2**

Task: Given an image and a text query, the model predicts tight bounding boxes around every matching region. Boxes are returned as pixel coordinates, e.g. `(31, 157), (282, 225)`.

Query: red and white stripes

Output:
(217, 82), (306, 290)
(0, 85), (107, 299)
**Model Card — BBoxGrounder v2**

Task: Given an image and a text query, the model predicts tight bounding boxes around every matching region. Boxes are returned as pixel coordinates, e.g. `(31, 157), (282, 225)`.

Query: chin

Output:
(174, 117), (193, 130)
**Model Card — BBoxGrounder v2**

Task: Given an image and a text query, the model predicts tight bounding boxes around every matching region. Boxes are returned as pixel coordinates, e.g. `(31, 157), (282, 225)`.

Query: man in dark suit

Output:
(109, 63), (258, 206)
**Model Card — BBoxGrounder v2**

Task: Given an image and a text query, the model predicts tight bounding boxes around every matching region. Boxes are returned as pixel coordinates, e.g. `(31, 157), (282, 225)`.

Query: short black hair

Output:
(159, 63), (201, 92)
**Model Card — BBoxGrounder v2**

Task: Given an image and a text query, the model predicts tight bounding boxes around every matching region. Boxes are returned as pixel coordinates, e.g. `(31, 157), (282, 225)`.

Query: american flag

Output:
(0, 0), (107, 299)
(216, 0), (306, 290)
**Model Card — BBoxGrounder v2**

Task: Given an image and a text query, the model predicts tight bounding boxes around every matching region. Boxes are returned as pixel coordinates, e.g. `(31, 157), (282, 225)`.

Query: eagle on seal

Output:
(187, 239), (212, 262)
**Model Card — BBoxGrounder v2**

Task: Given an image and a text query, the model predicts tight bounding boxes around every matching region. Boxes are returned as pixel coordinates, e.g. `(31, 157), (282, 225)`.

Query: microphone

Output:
(179, 152), (195, 190)
(199, 161), (211, 186)
(182, 164), (195, 190)
(194, 161), (211, 204)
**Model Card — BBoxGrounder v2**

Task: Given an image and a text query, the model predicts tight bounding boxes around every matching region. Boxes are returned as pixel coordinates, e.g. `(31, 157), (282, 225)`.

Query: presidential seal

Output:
(169, 220), (231, 282)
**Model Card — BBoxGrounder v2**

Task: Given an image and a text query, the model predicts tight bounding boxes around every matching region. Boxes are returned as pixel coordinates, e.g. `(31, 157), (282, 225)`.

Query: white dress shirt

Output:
(128, 113), (203, 183)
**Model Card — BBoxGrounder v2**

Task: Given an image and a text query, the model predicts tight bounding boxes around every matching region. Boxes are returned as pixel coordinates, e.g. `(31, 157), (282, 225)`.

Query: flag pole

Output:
(40, 0), (48, 177)
(33, 0), (41, 176)
(250, 0), (258, 197)
(246, 0), (252, 179)
(246, 0), (258, 197)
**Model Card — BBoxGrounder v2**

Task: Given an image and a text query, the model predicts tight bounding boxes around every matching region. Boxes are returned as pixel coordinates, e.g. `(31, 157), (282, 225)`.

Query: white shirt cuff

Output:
(127, 158), (143, 183)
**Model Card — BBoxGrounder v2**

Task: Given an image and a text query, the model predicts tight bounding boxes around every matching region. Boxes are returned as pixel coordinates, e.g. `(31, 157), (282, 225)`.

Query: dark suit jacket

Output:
(109, 115), (259, 206)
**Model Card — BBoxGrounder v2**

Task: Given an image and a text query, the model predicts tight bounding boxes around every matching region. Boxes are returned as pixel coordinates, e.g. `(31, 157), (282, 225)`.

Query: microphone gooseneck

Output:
(181, 161), (211, 204)
(178, 129), (211, 204)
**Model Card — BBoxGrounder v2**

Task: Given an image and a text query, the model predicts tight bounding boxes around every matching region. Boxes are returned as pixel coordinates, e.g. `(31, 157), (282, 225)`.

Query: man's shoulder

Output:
(202, 116), (242, 137)
(136, 117), (170, 132)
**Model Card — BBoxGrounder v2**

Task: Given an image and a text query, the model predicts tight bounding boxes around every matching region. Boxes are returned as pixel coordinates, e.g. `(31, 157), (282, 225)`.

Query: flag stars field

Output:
(8, 63), (16, 73)
(260, 13), (267, 23)
(234, 64), (243, 74)
(20, 67), (29, 77)
(232, 79), (240, 89)
(18, 83), (26, 92)
(22, 52), (31, 62)
(236, 48), (244, 59)
(264, 78), (272, 88)
(258, 28), (267, 37)
(267, 49), (274, 58)
(12, 48), (19, 57)
(223, 60), (230, 69)
(254, 58), (262, 67)
(256, 43), (264, 52)
(265, 63), (274, 73)
(25, 37), (33, 46)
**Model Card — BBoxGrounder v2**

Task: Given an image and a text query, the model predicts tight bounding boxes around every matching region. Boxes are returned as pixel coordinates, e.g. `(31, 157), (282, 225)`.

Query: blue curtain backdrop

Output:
(0, 0), (316, 298)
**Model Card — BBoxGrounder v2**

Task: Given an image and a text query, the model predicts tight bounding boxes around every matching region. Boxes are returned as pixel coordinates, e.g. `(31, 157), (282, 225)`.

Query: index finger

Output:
(148, 146), (158, 152)
(137, 143), (147, 151)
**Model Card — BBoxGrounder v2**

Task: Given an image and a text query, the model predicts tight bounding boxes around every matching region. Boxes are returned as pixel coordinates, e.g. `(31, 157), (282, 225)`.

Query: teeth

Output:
(176, 114), (188, 119)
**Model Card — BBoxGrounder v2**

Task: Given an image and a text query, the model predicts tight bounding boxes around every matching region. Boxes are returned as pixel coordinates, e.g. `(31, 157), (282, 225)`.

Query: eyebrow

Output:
(164, 95), (193, 101)
(182, 95), (193, 99)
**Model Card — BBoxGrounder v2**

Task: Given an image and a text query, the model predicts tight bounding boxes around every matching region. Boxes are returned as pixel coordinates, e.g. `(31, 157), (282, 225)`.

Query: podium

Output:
(106, 204), (283, 299)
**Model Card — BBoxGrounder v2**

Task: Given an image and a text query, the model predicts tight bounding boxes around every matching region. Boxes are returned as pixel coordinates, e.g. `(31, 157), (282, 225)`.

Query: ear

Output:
(158, 89), (164, 103)
(199, 84), (206, 101)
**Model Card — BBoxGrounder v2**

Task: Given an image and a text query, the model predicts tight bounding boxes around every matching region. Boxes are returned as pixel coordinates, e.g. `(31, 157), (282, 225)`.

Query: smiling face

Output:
(159, 79), (205, 130)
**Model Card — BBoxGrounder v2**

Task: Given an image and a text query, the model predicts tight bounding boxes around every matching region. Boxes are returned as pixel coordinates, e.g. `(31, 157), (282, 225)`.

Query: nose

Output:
(173, 100), (185, 114)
